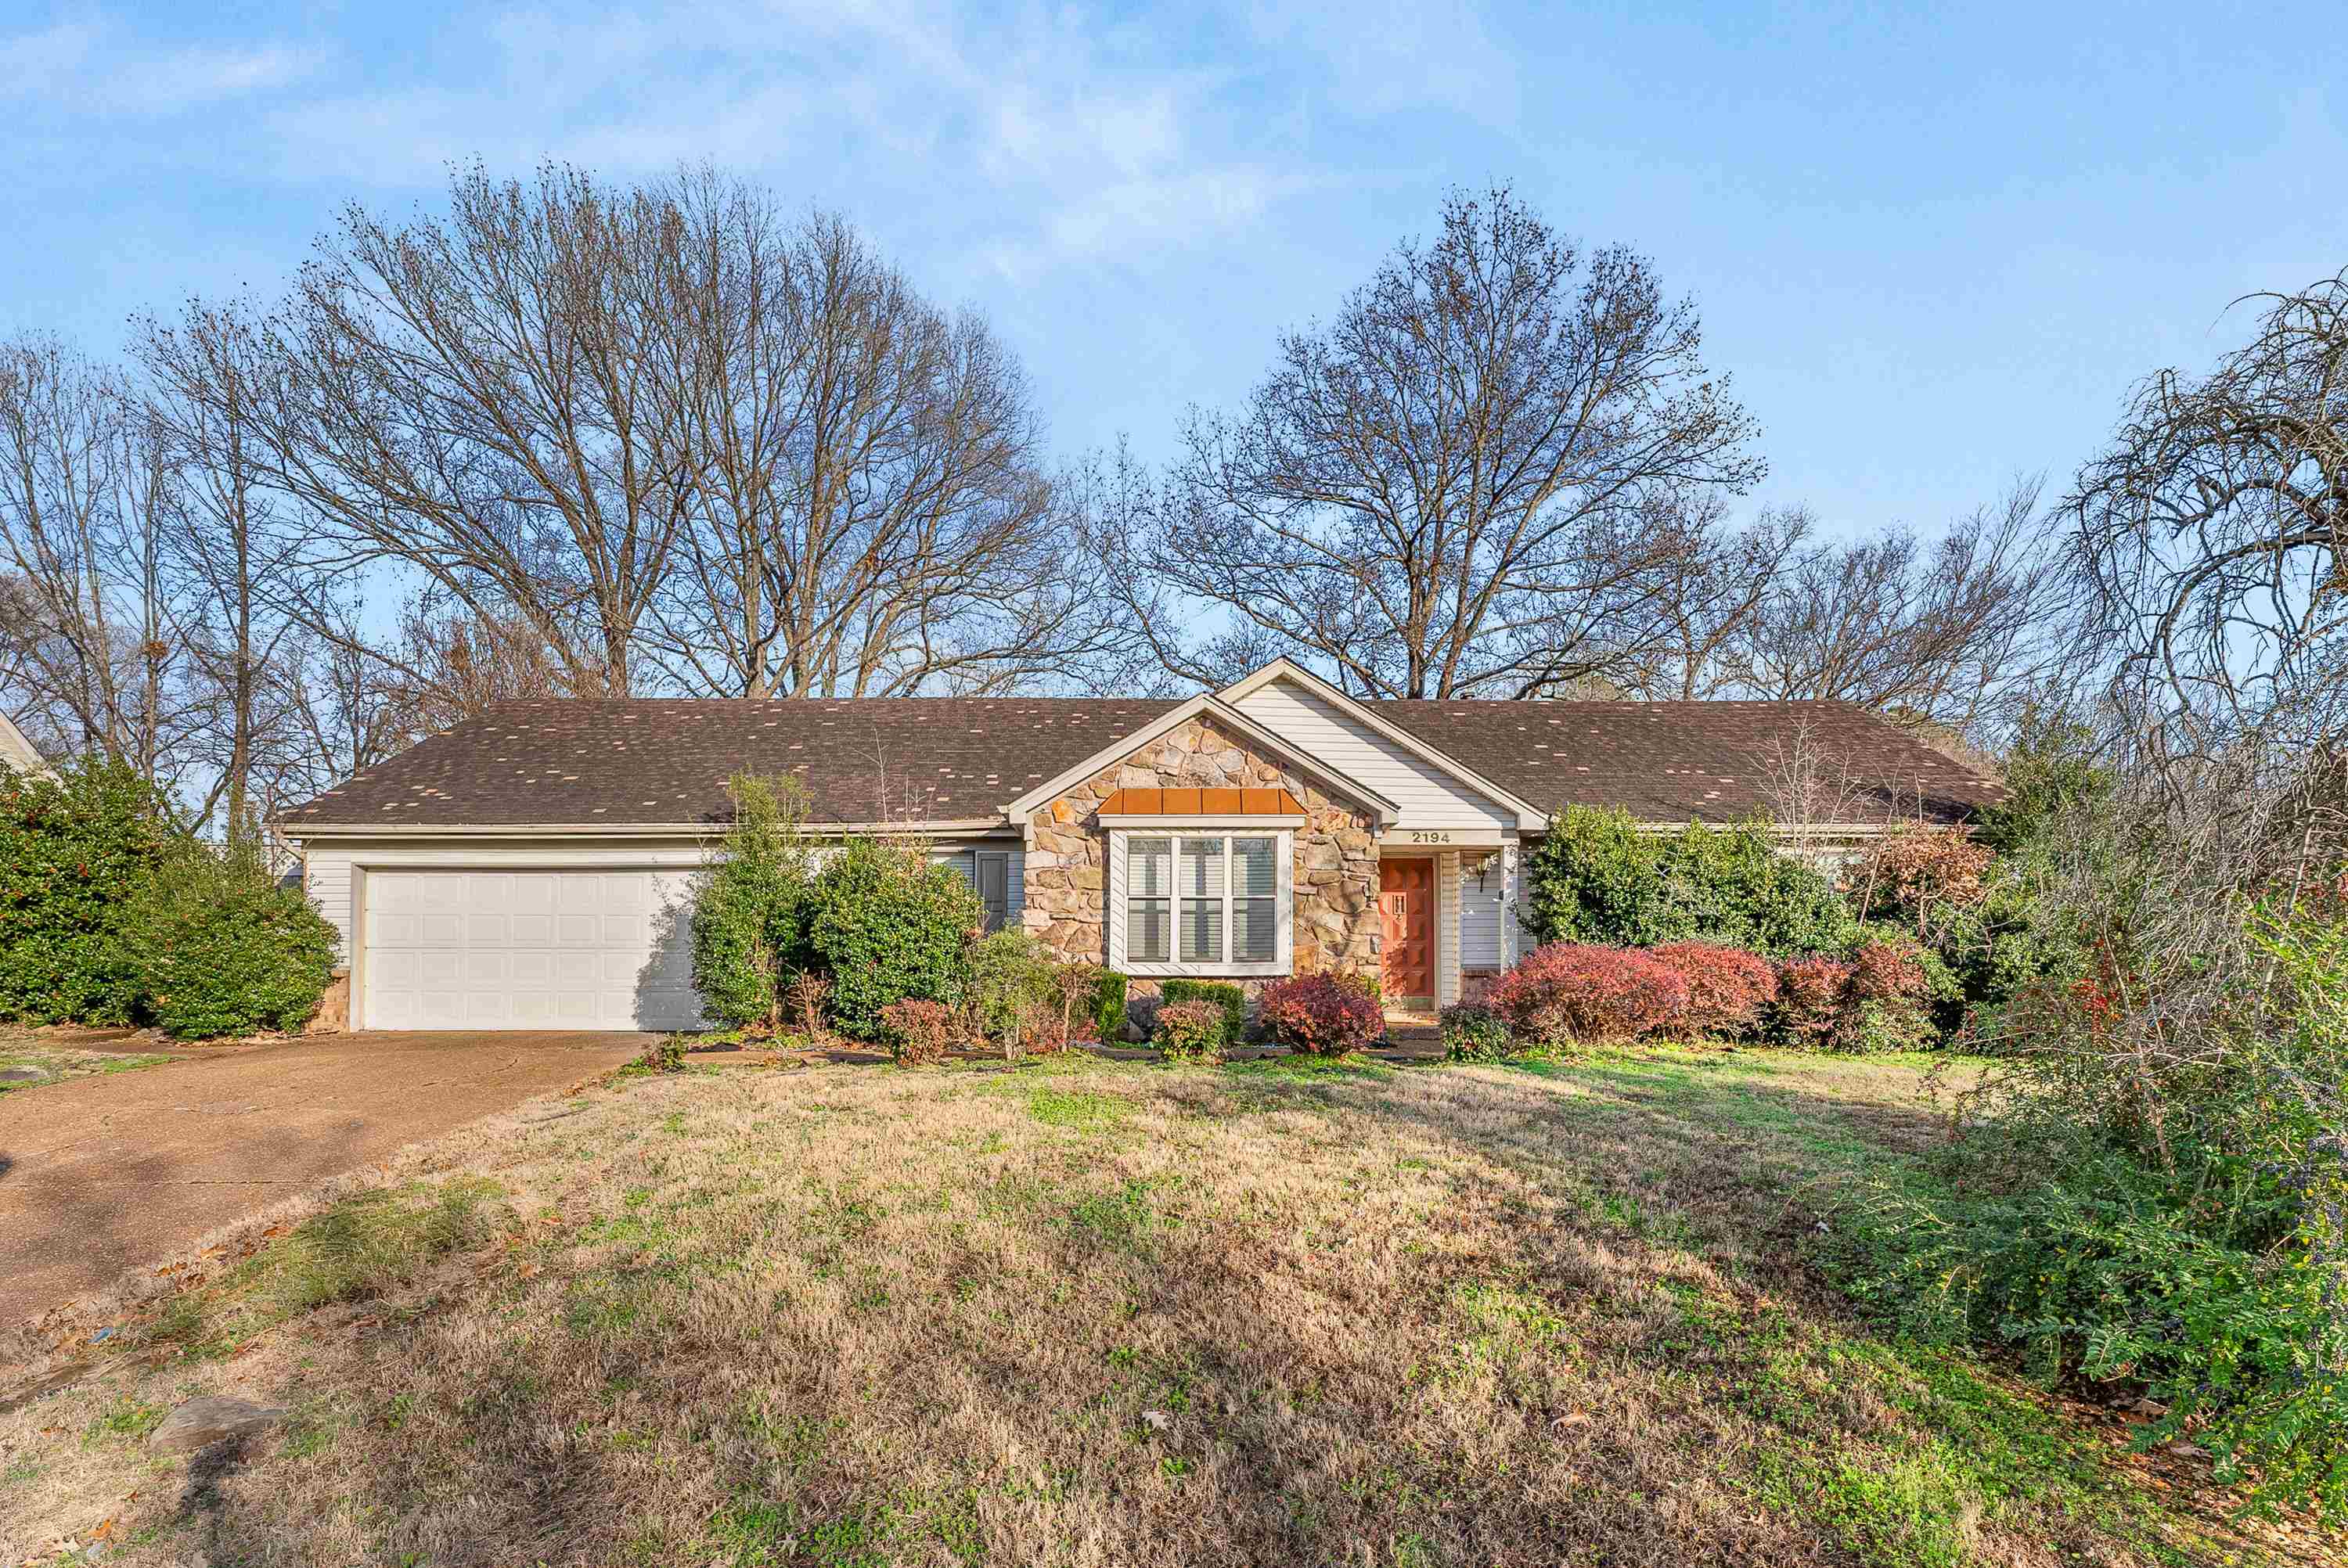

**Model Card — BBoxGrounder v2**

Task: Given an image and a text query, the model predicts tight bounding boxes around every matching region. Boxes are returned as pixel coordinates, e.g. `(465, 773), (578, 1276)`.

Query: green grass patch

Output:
(145, 1178), (510, 1355)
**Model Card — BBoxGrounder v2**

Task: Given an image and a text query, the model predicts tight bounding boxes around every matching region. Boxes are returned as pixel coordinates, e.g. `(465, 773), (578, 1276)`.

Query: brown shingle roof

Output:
(1378, 699), (2000, 824)
(280, 693), (2000, 832)
(280, 698), (1181, 829)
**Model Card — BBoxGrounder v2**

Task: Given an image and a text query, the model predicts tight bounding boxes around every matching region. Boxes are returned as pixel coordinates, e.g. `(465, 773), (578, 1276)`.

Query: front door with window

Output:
(1380, 857), (1435, 1008)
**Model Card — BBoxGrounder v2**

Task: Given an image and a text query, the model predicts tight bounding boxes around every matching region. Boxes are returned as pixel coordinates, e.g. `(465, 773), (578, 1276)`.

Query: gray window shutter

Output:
(977, 853), (1009, 932)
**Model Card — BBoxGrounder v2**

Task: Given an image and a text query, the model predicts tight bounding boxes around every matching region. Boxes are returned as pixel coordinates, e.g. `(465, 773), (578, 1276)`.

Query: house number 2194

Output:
(1406, 831), (1453, 844)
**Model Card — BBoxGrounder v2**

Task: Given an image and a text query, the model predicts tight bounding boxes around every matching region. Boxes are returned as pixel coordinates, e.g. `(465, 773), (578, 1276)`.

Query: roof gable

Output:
(1222, 665), (1543, 829)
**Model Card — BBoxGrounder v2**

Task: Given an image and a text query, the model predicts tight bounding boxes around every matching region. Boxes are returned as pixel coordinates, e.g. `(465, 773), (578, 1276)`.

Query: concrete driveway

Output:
(0, 1031), (651, 1326)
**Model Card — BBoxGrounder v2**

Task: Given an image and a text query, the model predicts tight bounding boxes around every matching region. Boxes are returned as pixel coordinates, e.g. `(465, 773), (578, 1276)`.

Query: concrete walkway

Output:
(0, 1031), (649, 1326)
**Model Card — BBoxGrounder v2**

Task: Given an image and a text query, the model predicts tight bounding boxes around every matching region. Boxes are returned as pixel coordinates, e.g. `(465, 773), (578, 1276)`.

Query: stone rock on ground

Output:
(0, 1066), (47, 1084)
(149, 1395), (288, 1455)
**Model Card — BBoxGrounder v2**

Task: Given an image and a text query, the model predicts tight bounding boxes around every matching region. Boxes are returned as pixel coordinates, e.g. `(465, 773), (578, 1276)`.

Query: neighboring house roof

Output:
(0, 711), (48, 776)
(281, 697), (1181, 831)
(278, 680), (2003, 834)
(1380, 698), (2000, 825)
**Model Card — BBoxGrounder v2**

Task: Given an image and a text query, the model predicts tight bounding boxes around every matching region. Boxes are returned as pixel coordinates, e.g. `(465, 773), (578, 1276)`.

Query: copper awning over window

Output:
(1099, 787), (1303, 816)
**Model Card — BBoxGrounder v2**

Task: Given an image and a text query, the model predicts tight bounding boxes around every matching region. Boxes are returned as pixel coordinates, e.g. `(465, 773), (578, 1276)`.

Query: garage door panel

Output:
(364, 868), (706, 1031)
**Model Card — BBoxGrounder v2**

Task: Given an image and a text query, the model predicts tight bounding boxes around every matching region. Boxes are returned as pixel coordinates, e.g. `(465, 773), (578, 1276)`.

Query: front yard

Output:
(2, 1046), (2329, 1566)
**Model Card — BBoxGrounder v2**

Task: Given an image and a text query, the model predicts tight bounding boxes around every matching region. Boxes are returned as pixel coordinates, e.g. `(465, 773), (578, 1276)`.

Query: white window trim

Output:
(1108, 827), (1293, 977)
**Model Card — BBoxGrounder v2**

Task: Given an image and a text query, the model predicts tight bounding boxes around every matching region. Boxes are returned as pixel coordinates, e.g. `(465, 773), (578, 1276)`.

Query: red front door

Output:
(1380, 858), (1435, 1004)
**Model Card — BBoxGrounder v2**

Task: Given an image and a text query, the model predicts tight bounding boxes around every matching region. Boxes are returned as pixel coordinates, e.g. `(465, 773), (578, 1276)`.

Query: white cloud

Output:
(1, 13), (315, 114)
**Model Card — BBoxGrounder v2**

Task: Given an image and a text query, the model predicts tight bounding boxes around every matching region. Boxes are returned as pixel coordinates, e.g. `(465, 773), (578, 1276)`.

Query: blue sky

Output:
(3, 1), (2341, 534)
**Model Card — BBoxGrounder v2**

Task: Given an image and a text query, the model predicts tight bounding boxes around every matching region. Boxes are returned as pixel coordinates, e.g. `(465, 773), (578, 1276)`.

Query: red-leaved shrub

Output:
(878, 998), (954, 1065)
(1774, 956), (1852, 1044)
(1486, 943), (1689, 1045)
(1651, 941), (1777, 1036)
(1151, 999), (1229, 1061)
(1257, 973), (1384, 1056)
(1846, 936), (1928, 1002)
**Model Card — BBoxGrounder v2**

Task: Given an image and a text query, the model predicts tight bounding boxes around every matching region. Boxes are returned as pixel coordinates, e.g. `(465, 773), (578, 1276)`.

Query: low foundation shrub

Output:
(1091, 970), (1130, 1041)
(1256, 973), (1383, 1055)
(967, 929), (1059, 1049)
(1151, 999), (1227, 1062)
(878, 998), (955, 1065)
(1439, 1002), (1512, 1063)
(1158, 979), (1244, 1045)
(1485, 943), (1688, 1046)
(1650, 941), (1777, 1036)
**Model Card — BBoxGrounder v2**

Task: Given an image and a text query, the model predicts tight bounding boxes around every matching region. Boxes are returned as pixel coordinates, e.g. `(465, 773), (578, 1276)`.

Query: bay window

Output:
(1111, 829), (1290, 975)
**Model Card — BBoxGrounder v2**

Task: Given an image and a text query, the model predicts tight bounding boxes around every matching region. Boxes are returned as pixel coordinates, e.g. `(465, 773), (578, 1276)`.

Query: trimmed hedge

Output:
(1486, 943), (1690, 1046)
(1651, 941), (1777, 1036)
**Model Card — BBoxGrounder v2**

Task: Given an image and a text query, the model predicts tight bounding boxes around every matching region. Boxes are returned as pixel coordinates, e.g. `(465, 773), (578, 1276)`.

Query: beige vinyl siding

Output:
(1231, 678), (1514, 829)
(1437, 851), (1463, 1007)
(1457, 850), (1540, 968)
(303, 850), (355, 966)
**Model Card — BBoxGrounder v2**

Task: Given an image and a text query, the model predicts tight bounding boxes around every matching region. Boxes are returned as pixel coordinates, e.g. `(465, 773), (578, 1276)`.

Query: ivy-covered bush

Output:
(0, 759), (176, 1024)
(690, 775), (816, 1031)
(807, 837), (984, 1041)
(134, 841), (339, 1038)
(1151, 999), (1227, 1062)
(1650, 941), (1777, 1036)
(1439, 1002), (1512, 1063)
(1526, 807), (1856, 958)
(1158, 978), (1244, 1045)
(1256, 973), (1383, 1055)
(1821, 896), (2348, 1518)
(1485, 943), (1688, 1047)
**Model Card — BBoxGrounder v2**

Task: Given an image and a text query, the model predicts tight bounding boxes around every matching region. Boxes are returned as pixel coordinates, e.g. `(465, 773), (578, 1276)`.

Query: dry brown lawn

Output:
(1, 1046), (2327, 1567)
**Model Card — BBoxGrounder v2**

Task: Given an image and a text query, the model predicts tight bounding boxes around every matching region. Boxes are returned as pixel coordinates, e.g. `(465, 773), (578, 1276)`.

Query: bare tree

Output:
(214, 163), (698, 696)
(1609, 498), (1810, 699)
(0, 336), (191, 782)
(1719, 476), (2067, 737)
(643, 179), (1143, 697)
(137, 300), (314, 836)
(2068, 268), (2348, 768)
(1103, 185), (1763, 699)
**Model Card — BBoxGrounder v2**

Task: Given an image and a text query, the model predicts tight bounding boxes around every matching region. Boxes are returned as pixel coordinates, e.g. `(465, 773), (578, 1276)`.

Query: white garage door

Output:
(362, 869), (704, 1031)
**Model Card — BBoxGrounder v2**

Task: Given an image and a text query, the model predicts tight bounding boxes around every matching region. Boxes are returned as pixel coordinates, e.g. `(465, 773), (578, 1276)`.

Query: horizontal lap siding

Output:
(1233, 680), (1514, 829)
(1458, 851), (1538, 969)
(304, 851), (355, 966)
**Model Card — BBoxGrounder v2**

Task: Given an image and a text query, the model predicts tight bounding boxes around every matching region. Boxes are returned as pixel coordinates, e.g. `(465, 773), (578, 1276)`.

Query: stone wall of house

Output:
(1021, 716), (1380, 992)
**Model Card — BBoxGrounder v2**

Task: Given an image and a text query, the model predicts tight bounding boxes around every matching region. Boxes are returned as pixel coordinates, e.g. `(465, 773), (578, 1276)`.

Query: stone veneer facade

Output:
(1021, 716), (1381, 990)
